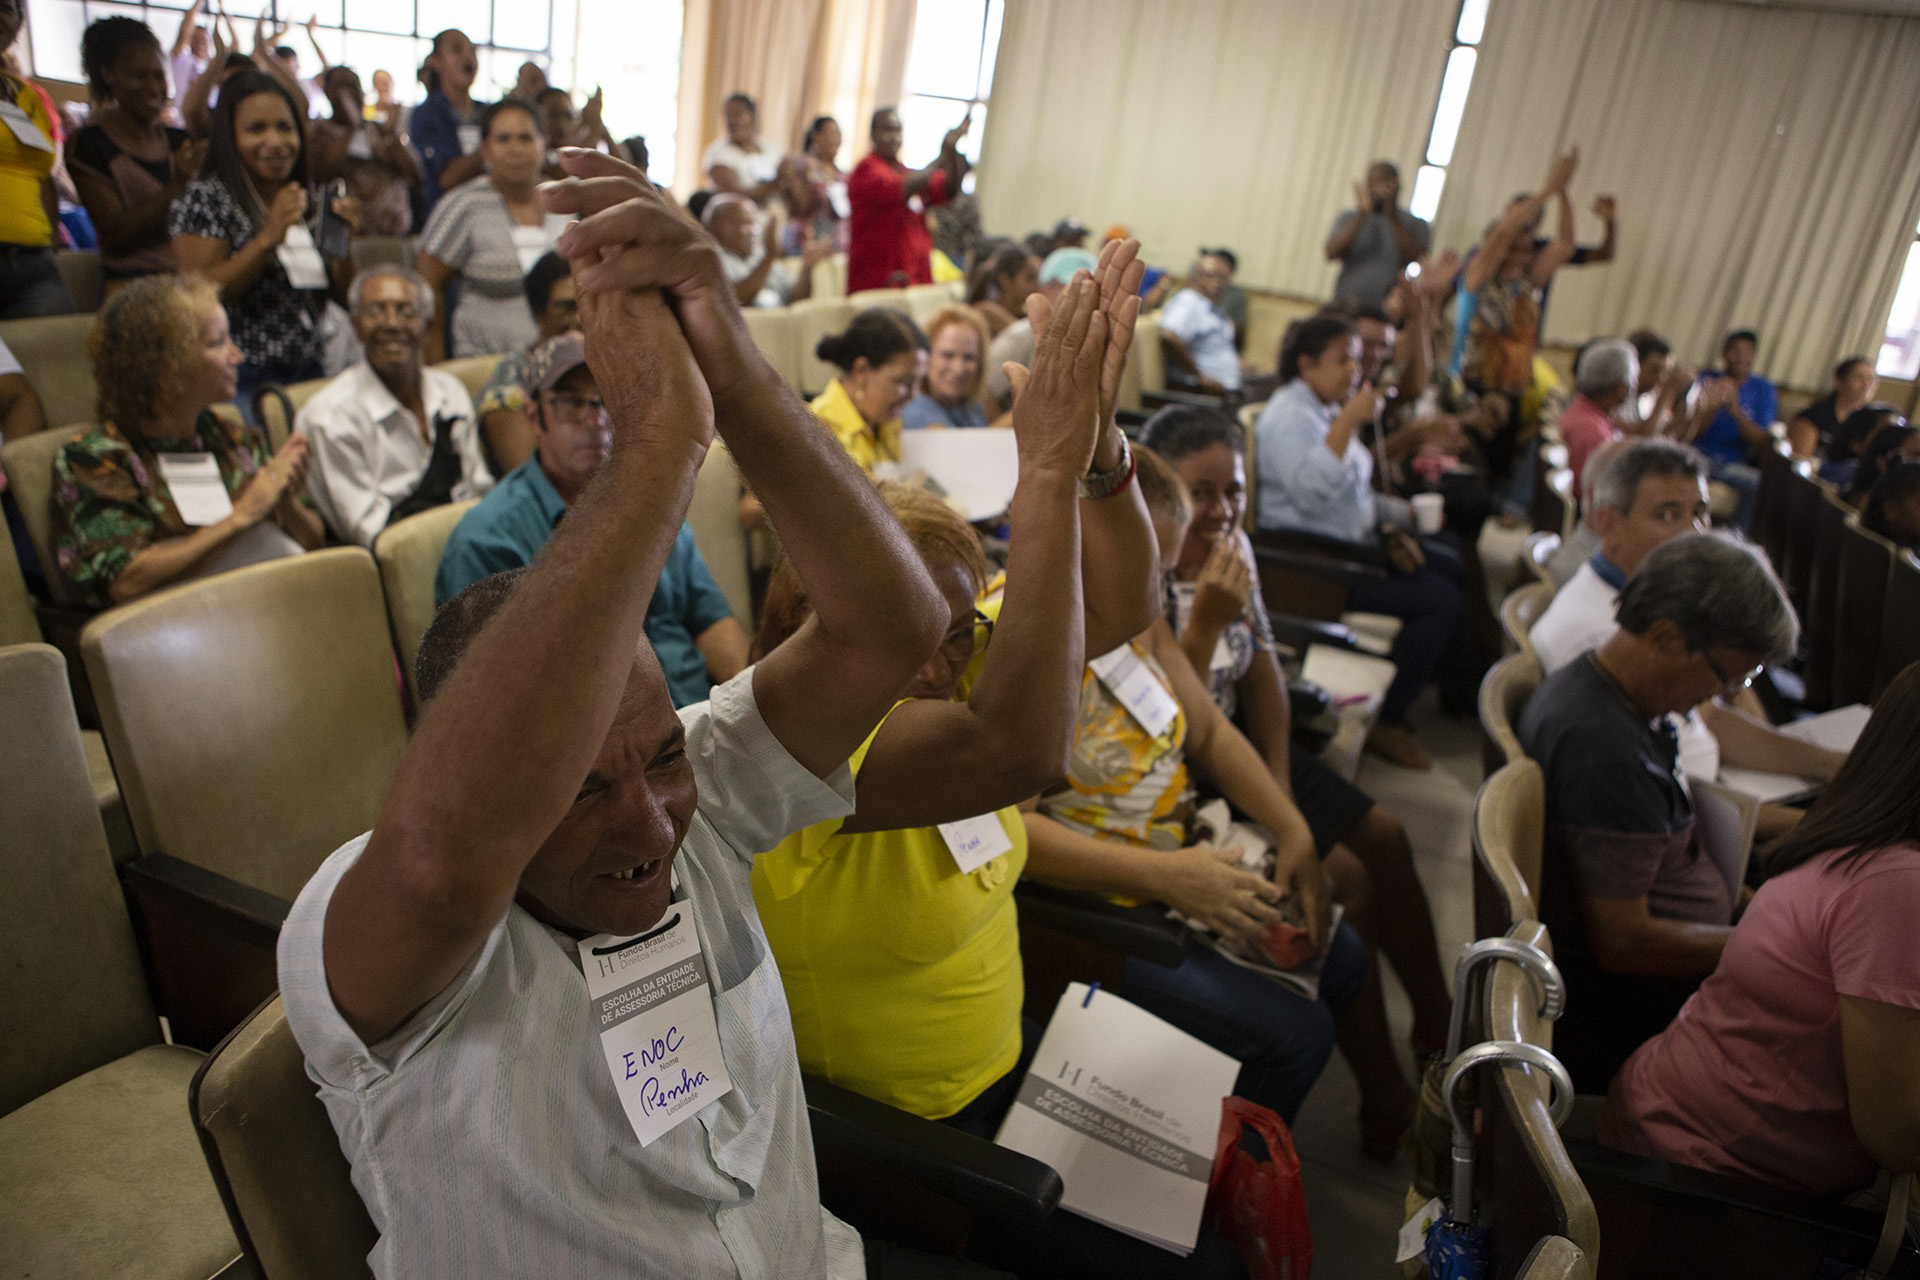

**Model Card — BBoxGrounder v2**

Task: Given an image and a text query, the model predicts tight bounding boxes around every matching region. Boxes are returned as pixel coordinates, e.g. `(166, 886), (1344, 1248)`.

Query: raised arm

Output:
(1464, 149), (1576, 294)
(546, 148), (945, 778)
(323, 219), (716, 1043)
(1078, 237), (1156, 655)
(1529, 188), (1578, 286)
(835, 273), (1111, 832)
(171, 0), (204, 59)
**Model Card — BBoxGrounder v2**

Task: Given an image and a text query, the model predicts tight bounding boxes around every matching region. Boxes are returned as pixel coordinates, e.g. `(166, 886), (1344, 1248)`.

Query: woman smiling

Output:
(900, 307), (992, 430)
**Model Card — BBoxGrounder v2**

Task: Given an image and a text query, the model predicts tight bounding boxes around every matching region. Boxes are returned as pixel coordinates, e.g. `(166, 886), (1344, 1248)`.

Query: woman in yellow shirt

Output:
(0, 2), (77, 318)
(808, 306), (921, 473)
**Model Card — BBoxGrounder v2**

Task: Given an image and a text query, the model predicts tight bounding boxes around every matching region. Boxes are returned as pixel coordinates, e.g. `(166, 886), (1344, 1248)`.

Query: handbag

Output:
(1203, 1096), (1314, 1280)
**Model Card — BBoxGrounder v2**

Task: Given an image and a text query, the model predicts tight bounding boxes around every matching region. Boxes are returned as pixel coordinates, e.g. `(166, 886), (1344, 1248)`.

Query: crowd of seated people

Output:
(8, 18), (1920, 1270)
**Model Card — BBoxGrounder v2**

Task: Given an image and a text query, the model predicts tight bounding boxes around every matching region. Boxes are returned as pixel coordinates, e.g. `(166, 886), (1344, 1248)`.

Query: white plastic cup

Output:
(1412, 492), (1445, 535)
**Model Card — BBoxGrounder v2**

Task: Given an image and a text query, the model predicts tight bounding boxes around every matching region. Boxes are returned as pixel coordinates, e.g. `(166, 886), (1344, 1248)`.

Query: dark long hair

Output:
(201, 68), (310, 230)
(1278, 313), (1355, 383)
(1764, 661), (1920, 877)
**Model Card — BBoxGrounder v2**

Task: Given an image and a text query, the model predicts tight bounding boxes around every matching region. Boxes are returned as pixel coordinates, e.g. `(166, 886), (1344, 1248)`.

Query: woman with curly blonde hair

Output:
(51, 273), (324, 608)
(900, 305), (994, 429)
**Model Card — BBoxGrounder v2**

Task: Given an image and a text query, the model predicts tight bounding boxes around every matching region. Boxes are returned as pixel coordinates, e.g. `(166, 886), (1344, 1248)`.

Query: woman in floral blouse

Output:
(52, 274), (323, 608)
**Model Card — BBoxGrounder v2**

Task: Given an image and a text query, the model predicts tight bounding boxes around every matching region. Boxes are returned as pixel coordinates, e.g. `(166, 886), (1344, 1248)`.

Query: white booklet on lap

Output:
(994, 983), (1240, 1256)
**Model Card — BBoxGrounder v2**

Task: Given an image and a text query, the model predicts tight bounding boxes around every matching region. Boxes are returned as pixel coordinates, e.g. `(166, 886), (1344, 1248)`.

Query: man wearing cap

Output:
(1160, 250), (1243, 395)
(845, 106), (969, 292)
(436, 331), (751, 708)
(1049, 217), (1088, 251)
(983, 246), (1095, 412)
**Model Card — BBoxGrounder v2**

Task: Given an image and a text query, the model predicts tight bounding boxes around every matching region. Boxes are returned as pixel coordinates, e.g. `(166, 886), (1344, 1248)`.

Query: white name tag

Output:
(1209, 633), (1235, 673)
(0, 100), (54, 153)
(277, 224), (329, 289)
(1089, 644), (1180, 739)
(154, 452), (235, 526)
(938, 813), (1014, 874)
(456, 123), (482, 155)
(577, 906), (734, 1147)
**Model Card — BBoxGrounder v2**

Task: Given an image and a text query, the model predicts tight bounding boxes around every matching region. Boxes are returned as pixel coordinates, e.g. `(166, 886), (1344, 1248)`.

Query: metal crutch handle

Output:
(1440, 1040), (1577, 1225)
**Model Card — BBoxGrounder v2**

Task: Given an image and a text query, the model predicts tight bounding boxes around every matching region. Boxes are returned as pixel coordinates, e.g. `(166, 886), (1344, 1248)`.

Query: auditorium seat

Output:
(1532, 467), (1575, 541)
(1776, 466), (1825, 610)
(688, 440), (754, 627)
(0, 525), (36, 646)
(349, 235), (413, 274)
(372, 499), (479, 710)
(55, 249), (104, 313)
(193, 995), (1060, 1276)
(792, 297), (858, 397)
(742, 306), (803, 391)
(1874, 549), (1920, 701)
(1473, 930), (1597, 1278)
(1501, 580), (1554, 658)
(1, 423), (89, 608)
(0, 311), (97, 433)
(1799, 490), (1851, 709)
(811, 251), (847, 300)
(1520, 1237), (1590, 1280)
(1750, 443), (1795, 571)
(1524, 530), (1562, 585)
(0, 643), (241, 1280)
(1473, 756), (1545, 938)
(847, 287), (911, 315)
(435, 353), (504, 405)
(81, 548), (408, 1046)
(1133, 309), (1165, 401)
(902, 283), (962, 324)
(1833, 516), (1897, 708)
(1479, 650), (1542, 773)
(255, 377), (331, 452)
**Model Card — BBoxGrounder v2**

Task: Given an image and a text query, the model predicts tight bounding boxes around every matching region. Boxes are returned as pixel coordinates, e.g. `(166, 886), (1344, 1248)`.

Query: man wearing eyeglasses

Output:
(1518, 532), (1801, 1091)
(436, 329), (751, 708)
(300, 265), (496, 547)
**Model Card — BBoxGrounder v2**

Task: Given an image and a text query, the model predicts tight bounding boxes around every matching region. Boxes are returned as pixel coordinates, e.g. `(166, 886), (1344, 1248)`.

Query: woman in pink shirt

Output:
(1597, 661), (1920, 1196)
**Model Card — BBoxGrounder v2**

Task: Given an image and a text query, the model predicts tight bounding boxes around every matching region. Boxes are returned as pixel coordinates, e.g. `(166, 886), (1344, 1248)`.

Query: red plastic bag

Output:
(1203, 1096), (1314, 1280)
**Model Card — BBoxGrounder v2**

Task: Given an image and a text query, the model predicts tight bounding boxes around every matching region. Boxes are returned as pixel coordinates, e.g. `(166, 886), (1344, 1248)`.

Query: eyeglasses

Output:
(356, 300), (420, 322)
(1700, 649), (1762, 698)
(542, 390), (609, 421)
(938, 609), (994, 664)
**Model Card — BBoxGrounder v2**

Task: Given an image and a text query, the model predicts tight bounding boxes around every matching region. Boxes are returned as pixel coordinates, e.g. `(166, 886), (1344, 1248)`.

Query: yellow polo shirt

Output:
(810, 377), (902, 475)
(753, 604), (1024, 1121)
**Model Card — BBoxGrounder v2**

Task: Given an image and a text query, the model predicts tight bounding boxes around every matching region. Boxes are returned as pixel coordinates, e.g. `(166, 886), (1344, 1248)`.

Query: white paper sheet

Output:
(898, 427), (1019, 522)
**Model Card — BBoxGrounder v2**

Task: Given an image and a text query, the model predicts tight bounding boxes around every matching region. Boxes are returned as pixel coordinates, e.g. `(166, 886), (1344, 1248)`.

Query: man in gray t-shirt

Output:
(1325, 162), (1430, 307)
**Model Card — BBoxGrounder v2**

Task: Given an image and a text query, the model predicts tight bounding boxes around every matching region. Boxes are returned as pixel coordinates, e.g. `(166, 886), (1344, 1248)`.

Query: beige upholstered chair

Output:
(255, 376), (330, 452)
(0, 521), (37, 647)
(0, 312), (98, 428)
(372, 499), (479, 708)
(1502, 580), (1556, 659)
(688, 442), (753, 627)
(1523, 530), (1562, 585)
(435, 353), (504, 405)
(192, 996), (378, 1280)
(1133, 309), (1165, 398)
(0, 642), (242, 1279)
(1518, 1236), (1588, 1280)
(81, 546), (407, 899)
(1473, 757), (1546, 933)
(902, 283), (958, 324)
(1480, 649), (1543, 769)
(742, 306), (803, 391)
(0, 424), (87, 607)
(847, 286), (910, 314)
(791, 298), (859, 397)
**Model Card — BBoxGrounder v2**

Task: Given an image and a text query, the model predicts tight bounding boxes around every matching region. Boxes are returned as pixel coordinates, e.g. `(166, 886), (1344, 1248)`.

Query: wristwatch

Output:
(1080, 434), (1136, 500)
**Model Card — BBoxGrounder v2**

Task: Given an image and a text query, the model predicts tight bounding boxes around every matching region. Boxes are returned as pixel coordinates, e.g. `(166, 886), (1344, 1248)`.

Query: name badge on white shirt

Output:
(154, 452), (235, 526)
(1209, 633), (1235, 673)
(938, 813), (1013, 874)
(456, 123), (482, 155)
(577, 906), (734, 1146)
(0, 100), (54, 152)
(506, 222), (552, 276)
(1089, 644), (1180, 739)
(277, 224), (329, 289)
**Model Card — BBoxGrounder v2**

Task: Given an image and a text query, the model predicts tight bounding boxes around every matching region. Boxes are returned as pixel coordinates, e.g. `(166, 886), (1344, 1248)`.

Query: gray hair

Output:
(1614, 532), (1799, 663)
(1575, 337), (1638, 400)
(1591, 438), (1706, 515)
(348, 264), (435, 323)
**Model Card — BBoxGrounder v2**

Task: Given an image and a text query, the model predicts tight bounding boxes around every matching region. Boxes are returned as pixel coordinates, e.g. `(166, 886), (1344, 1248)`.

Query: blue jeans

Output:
(1712, 459), (1761, 532)
(1122, 921), (1367, 1128)
(0, 246), (76, 319)
(1346, 532), (1480, 725)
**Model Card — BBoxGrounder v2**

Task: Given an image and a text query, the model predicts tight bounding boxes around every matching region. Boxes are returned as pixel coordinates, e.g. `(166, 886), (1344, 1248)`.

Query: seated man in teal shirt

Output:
(437, 332), (751, 706)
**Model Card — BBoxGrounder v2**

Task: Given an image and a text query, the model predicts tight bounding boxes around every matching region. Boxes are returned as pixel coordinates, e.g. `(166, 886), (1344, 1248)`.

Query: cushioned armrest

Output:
(1249, 542), (1390, 588)
(1567, 1138), (1916, 1267)
(803, 1075), (1062, 1229)
(122, 854), (290, 1049)
(1252, 526), (1395, 567)
(1266, 612), (1362, 653)
(1014, 882), (1190, 968)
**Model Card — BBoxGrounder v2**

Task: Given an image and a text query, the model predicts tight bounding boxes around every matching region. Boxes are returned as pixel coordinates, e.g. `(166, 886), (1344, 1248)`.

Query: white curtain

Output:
(1435, 0), (1920, 389)
(974, 0), (1458, 296)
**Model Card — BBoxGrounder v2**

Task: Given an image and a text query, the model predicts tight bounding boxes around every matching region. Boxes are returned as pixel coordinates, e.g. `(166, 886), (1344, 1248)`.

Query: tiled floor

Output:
(1287, 523), (1527, 1276)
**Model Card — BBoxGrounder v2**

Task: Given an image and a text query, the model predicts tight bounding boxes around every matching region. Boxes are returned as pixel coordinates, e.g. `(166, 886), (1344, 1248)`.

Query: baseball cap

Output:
(1038, 248), (1096, 286)
(525, 331), (589, 393)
